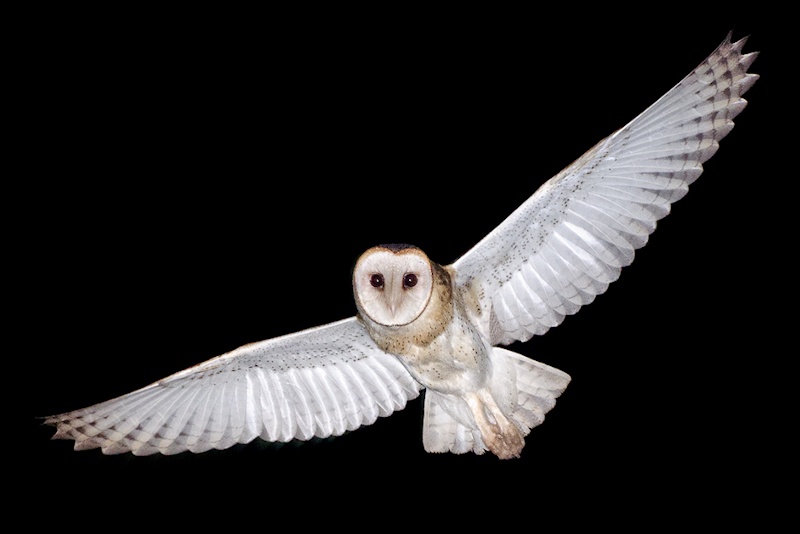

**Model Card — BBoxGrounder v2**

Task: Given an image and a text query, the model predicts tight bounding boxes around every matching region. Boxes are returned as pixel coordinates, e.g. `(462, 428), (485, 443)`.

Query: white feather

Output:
(453, 33), (758, 345)
(421, 347), (570, 455)
(422, 390), (486, 455)
(45, 318), (421, 455)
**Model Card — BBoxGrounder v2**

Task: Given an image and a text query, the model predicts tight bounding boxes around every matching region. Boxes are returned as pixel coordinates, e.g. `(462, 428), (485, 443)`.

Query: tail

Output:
(421, 347), (571, 456)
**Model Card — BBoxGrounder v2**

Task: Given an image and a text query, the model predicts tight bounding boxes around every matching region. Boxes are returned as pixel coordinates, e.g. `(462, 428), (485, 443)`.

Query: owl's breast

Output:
(369, 295), (491, 395)
(406, 312), (491, 393)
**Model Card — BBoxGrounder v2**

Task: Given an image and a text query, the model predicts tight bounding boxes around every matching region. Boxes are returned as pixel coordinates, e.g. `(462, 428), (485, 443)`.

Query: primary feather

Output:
(453, 33), (758, 346)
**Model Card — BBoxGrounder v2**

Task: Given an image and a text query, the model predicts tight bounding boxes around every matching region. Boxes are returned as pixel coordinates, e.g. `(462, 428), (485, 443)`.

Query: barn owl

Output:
(44, 33), (758, 459)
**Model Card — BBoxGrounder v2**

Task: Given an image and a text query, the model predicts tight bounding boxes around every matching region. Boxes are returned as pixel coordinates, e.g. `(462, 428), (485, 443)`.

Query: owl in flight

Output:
(45, 34), (758, 459)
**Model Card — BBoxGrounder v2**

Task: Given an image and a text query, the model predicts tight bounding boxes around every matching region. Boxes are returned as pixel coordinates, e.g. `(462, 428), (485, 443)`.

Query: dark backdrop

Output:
(17, 8), (789, 528)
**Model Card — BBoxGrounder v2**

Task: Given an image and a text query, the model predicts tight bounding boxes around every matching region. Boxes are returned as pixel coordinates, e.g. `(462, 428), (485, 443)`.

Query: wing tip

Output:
(724, 29), (752, 50)
(40, 414), (72, 440)
(723, 30), (760, 70)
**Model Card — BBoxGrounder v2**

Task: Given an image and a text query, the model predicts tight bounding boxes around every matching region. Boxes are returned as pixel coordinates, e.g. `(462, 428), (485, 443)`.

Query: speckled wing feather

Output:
(44, 318), (421, 455)
(452, 33), (758, 346)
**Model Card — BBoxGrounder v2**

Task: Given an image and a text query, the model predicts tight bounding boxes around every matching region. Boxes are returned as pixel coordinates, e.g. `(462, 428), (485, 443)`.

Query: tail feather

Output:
(421, 347), (570, 456)
(422, 389), (487, 455)
(491, 347), (571, 435)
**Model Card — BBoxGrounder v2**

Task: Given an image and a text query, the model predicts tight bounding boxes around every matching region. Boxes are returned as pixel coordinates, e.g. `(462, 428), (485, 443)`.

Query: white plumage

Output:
(44, 33), (758, 458)
(49, 318), (421, 455)
(453, 34), (758, 345)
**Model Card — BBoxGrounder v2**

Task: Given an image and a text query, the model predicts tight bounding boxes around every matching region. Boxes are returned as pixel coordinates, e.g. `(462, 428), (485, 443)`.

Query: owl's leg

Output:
(466, 389), (524, 459)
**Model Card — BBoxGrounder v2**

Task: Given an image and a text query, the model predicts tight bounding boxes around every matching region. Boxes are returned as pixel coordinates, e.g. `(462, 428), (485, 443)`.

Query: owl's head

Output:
(353, 244), (434, 327)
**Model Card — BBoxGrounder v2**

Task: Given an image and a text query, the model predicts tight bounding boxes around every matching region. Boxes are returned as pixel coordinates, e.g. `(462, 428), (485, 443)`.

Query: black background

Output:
(15, 6), (791, 527)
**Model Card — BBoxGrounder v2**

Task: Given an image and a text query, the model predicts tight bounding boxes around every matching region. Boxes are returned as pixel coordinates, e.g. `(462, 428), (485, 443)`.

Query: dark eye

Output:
(403, 273), (418, 288)
(370, 274), (384, 288)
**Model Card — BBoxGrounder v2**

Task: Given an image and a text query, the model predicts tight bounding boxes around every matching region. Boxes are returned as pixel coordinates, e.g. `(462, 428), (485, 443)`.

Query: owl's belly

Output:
(393, 324), (492, 395)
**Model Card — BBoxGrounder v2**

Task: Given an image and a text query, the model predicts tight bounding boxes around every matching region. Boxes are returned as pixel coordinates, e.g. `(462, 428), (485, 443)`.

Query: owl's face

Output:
(353, 244), (434, 327)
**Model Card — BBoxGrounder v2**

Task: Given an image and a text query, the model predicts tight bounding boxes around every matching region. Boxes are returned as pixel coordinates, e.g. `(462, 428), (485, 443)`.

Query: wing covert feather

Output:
(452, 33), (758, 345)
(44, 317), (421, 455)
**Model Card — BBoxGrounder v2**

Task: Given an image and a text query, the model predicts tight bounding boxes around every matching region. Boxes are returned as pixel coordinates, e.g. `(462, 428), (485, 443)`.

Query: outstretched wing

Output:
(44, 317), (421, 455)
(452, 33), (758, 346)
